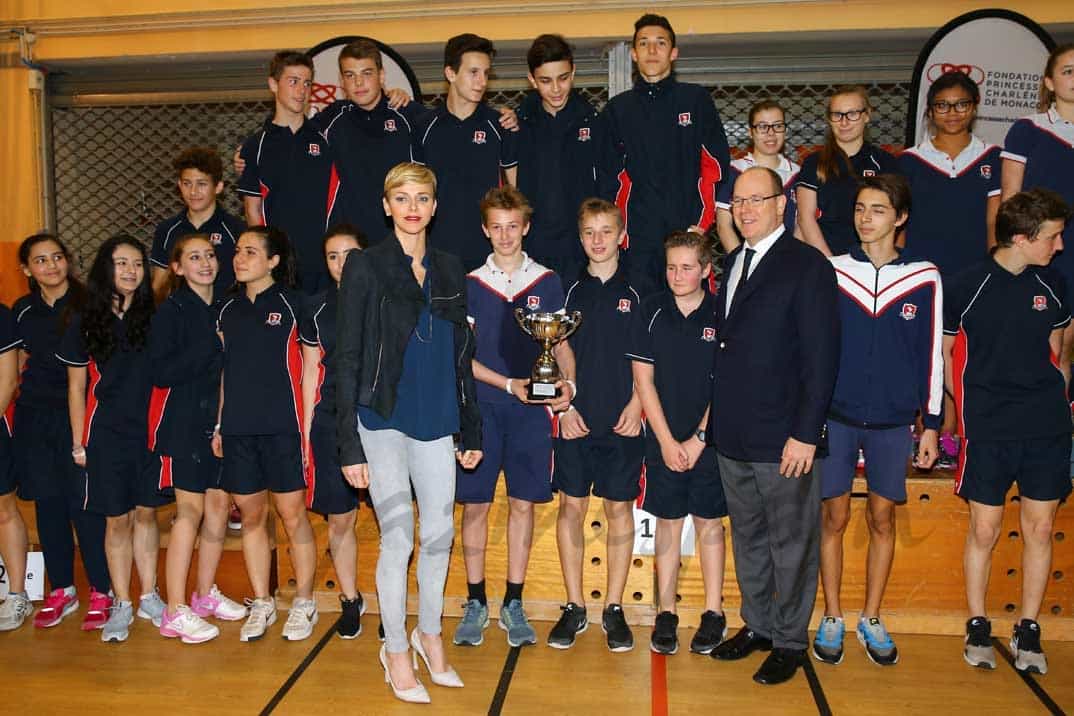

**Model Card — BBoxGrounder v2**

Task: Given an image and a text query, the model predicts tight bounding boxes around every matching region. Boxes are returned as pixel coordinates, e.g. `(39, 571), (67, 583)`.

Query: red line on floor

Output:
(651, 651), (668, 716)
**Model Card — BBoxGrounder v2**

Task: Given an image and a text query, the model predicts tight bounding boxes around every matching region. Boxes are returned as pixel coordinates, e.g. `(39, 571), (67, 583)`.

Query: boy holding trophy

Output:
(454, 186), (575, 648)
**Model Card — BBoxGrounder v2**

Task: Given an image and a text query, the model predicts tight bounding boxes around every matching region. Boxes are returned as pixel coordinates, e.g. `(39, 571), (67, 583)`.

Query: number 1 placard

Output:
(632, 506), (696, 557)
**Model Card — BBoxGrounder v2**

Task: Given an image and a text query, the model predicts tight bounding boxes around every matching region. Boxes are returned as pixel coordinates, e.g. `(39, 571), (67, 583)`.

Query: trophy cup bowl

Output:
(514, 309), (582, 400)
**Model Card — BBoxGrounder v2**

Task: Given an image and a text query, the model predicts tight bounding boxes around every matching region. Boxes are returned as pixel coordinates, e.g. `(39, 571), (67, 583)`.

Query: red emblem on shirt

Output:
(702, 327), (716, 342)
(527, 295), (541, 309)
(617, 298), (632, 313)
(577, 127), (591, 142)
(1033, 295), (1048, 311)
(384, 119), (397, 132)
(473, 130), (486, 145)
(980, 164), (992, 179)
(308, 143), (321, 156)
(862, 169), (876, 177)
(266, 312), (282, 326)
(900, 303), (917, 321)
(678, 112), (692, 127)
(210, 232), (222, 245)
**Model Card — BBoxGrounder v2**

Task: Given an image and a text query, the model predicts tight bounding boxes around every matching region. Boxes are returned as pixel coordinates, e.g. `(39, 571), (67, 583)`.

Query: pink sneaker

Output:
(81, 590), (113, 631)
(33, 588), (79, 629)
(191, 584), (247, 621)
(159, 604), (220, 644)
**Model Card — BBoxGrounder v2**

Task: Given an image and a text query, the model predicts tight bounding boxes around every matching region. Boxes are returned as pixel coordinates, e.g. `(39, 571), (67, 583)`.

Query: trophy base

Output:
(527, 381), (558, 401)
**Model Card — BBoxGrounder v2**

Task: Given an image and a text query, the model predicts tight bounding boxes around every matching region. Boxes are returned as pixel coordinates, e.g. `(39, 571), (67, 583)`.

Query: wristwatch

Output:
(695, 429), (707, 443)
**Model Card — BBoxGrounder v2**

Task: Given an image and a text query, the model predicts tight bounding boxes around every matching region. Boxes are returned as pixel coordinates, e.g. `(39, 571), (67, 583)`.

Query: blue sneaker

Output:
(812, 616), (844, 665)
(453, 599), (489, 646)
(498, 599), (537, 647)
(857, 616), (898, 666)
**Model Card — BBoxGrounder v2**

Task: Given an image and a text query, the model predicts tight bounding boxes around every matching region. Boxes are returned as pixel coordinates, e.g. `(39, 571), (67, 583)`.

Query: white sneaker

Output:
(239, 597), (277, 642)
(191, 584), (247, 621)
(159, 604), (220, 644)
(282, 598), (319, 641)
(0, 593), (32, 631)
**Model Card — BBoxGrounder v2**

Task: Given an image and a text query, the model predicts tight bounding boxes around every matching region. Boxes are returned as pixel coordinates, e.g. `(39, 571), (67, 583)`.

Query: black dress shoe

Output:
(710, 625), (773, 661)
(752, 648), (803, 685)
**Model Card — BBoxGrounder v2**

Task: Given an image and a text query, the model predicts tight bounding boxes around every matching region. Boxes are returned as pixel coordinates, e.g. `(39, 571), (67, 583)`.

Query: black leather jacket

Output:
(335, 236), (480, 465)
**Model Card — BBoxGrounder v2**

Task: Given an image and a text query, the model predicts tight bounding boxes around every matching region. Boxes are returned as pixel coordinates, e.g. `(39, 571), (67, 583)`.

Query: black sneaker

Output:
(337, 593), (365, 639)
(963, 616), (996, 669)
(547, 602), (588, 649)
(650, 611), (679, 655)
(689, 610), (727, 654)
(602, 604), (634, 653)
(1011, 619), (1048, 674)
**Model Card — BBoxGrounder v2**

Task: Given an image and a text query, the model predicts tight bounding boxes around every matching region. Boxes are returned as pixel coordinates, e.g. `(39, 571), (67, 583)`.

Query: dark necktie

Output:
(730, 247), (755, 312)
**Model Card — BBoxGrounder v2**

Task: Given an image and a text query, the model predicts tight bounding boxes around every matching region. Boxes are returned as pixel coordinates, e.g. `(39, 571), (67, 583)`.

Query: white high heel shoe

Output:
(410, 628), (465, 688)
(379, 644), (431, 704)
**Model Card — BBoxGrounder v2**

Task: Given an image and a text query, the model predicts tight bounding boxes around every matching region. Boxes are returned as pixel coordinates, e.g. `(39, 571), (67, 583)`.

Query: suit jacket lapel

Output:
(725, 234), (791, 322)
(716, 244), (742, 324)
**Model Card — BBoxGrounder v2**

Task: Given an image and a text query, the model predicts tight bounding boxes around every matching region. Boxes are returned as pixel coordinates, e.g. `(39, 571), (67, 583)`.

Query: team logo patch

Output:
(678, 112), (692, 127)
(210, 232), (222, 245)
(900, 303), (917, 321)
(980, 164), (992, 179)
(577, 127), (591, 142)
(702, 327), (716, 342)
(1033, 295), (1048, 311)
(617, 298), (632, 313)
(862, 169), (876, 177)
(266, 312), (282, 326)
(472, 130), (486, 145)
(383, 119), (397, 132)
(526, 295), (541, 309)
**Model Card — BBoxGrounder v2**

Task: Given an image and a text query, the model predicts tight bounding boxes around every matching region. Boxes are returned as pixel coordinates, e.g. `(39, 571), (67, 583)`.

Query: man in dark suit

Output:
(708, 166), (840, 684)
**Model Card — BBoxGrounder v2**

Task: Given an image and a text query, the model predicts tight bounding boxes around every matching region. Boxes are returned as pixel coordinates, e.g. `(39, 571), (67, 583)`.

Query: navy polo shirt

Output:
(627, 290), (718, 441)
(150, 206), (245, 291)
(466, 253), (565, 405)
(318, 97), (426, 246)
(899, 136), (1001, 276)
(1003, 108), (1074, 292)
(358, 255), (458, 440)
(56, 313), (153, 441)
(716, 153), (800, 236)
(13, 291), (71, 409)
(412, 104), (519, 270)
(515, 91), (600, 273)
(299, 288), (340, 428)
(237, 118), (342, 294)
(217, 284), (305, 436)
(148, 285), (223, 456)
(0, 305), (18, 436)
(943, 258), (1071, 440)
(797, 142), (899, 256)
(563, 260), (644, 435)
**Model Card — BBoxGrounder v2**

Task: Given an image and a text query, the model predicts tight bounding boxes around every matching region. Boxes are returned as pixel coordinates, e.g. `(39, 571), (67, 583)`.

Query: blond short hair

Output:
(577, 197), (622, 232)
(383, 162), (437, 196)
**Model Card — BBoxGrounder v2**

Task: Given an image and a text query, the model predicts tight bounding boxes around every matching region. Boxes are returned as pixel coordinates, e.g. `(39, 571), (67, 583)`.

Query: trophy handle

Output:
(514, 307), (534, 337)
(558, 311), (583, 342)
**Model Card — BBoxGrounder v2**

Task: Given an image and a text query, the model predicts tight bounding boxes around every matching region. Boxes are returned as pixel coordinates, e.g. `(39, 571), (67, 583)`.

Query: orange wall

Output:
(0, 67), (43, 304)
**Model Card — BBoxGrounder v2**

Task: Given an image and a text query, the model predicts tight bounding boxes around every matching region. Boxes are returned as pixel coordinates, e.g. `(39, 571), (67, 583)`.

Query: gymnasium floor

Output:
(1, 612), (1069, 715)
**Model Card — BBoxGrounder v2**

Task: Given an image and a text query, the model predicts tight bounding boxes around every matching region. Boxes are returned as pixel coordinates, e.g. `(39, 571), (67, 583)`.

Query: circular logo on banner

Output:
(306, 36), (422, 117)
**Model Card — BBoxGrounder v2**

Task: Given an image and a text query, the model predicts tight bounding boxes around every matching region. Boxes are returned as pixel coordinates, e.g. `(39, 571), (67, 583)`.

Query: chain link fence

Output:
(51, 80), (908, 271)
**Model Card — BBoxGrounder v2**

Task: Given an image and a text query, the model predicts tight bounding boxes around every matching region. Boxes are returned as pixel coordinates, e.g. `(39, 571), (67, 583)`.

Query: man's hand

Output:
(779, 437), (816, 478)
(385, 87), (412, 109)
(559, 408), (590, 440)
(497, 106), (520, 132)
(660, 439), (689, 472)
(342, 463), (369, 489)
(456, 450), (483, 470)
(914, 429), (939, 470)
(233, 146), (245, 175)
(682, 435), (706, 470)
(613, 401), (642, 437)
(211, 433), (223, 458)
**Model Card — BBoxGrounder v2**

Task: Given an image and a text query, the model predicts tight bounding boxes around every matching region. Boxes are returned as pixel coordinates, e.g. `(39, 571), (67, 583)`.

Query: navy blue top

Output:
(299, 288), (339, 428)
(412, 104), (519, 270)
(0, 304), (21, 437)
(148, 285), (223, 457)
(627, 290), (718, 441)
(796, 142), (899, 256)
(359, 255), (459, 440)
(217, 283), (305, 436)
(237, 118), (342, 293)
(56, 313), (153, 442)
(150, 206), (245, 292)
(562, 260), (644, 436)
(317, 97), (426, 246)
(943, 258), (1071, 440)
(13, 291), (71, 409)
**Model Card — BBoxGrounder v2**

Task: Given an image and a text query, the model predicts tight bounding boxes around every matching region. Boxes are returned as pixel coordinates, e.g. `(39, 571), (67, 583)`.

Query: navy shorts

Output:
(0, 425), (15, 497)
(85, 428), (174, 517)
(156, 448), (223, 495)
(956, 434), (1073, 507)
(457, 401), (554, 504)
(221, 433), (307, 495)
(642, 438), (727, 520)
(308, 419), (359, 515)
(12, 402), (81, 502)
(553, 431), (644, 502)
(822, 420), (913, 502)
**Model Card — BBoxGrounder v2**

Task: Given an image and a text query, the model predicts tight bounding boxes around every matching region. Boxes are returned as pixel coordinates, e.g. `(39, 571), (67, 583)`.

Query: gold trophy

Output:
(514, 309), (583, 400)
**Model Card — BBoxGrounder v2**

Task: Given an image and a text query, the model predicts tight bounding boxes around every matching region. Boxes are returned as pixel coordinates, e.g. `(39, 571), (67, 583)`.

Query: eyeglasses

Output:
(730, 193), (781, 208)
(750, 122), (786, 134)
(828, 108), (867, 123)
(931, 99), (975, 114)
